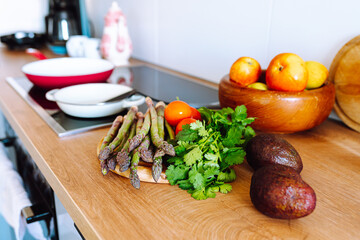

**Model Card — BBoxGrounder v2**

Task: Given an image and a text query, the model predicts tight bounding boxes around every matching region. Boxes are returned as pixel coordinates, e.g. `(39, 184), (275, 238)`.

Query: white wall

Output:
(1, 0), (360, 83)
(0, 0), (47, 35)
(86, 0), (360, 83)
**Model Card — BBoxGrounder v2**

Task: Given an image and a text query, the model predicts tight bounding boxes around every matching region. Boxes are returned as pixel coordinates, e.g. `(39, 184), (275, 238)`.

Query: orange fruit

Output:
(266, 53), (308, 92)
(229, 57), (261, 87)
(190, 107), (202, 120)
(164, 100), (192, 126)
(175, 118), (197, 135)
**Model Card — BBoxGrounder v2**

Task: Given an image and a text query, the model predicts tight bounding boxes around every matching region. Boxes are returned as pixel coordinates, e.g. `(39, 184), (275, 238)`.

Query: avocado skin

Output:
(245, 134), (303, 173)
(250, 165), (316, 219)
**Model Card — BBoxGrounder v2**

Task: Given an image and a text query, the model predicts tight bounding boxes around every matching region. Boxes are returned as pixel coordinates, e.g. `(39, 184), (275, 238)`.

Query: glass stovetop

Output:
(6, 65), (219, 137)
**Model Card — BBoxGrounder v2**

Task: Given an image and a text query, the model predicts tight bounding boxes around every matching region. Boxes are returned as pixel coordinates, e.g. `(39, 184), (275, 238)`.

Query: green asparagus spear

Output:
(99, 116), (123, 174)
(146, 97), (175, 156)
(116, 121), (136, 172)
(106, 116), (135, 171)
(128, 110), (151, 152)
(109, 106), (138, 151)
(152, 148), (164, 182)
(129, 115), (144, 189)
(165, 119), (175, 141)
(139, 136), (153, 162)
(99, 115), (123, 151)
(135, 112), (144, 134)
(98, 106), (138, 161)
(116, 119), (130, 151)
(129, 151), (141, 189)
(156, 102), (165, 140)
(146, 97), (162, 147)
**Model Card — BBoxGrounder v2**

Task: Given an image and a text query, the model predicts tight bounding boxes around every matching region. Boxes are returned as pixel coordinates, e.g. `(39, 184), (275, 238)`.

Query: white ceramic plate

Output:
(45, 83), (145, 118)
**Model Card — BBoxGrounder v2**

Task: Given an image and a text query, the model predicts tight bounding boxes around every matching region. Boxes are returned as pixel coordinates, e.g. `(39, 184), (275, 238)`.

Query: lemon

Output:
(305, 61), (328, 89)
(247, 82), (268, 90)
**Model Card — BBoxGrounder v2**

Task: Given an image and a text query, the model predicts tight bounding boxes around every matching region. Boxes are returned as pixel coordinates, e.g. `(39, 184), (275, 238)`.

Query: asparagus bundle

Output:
(98, 106), (138, 161)
(97, 97), (176, 188)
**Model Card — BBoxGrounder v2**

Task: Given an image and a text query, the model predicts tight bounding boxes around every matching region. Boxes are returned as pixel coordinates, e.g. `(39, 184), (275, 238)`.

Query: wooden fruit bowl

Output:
(219, 74), (336, 133)
(97, 137), (169, 184)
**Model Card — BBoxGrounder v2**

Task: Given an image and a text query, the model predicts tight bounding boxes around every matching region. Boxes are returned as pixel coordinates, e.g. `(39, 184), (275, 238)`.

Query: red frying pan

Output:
(22, 49), (114, 89)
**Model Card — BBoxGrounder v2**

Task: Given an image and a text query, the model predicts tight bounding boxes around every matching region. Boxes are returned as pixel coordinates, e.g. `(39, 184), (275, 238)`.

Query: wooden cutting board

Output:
(329, 35), (360, 132)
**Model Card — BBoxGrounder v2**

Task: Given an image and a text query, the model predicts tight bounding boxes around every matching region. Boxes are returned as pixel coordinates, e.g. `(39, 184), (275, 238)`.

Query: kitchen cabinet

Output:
(0, 47), (359, 239)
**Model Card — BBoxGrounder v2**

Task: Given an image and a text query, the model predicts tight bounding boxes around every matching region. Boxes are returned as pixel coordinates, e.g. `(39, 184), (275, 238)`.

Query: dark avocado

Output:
(245, 134), (303, 173)
(250, 164), (316, 219)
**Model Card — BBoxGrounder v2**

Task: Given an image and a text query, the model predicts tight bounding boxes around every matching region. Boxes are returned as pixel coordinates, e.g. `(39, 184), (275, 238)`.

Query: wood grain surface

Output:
(0, 48), (360, 240)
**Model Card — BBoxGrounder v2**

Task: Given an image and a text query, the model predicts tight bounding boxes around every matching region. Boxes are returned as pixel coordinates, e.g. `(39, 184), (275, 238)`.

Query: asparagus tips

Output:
(101, 160), (110, 176)
(140, 149), (153, 163)
(128, 110), (151, 152)
(139, 135), (153, 162)
(159, 141), (175, 156)
(156, 102), (165, 140)
(99, 146), (111, 161)
(117, 121), (137, 172)
(129, 151), (141, 189)
(129, 169), (140, 189)
(117, 150), (131, 172)
(165, 119), (175, 141)
(107, 155), (117, 171)
(152, 149), (164, 182)
(99, 115), (123, 151)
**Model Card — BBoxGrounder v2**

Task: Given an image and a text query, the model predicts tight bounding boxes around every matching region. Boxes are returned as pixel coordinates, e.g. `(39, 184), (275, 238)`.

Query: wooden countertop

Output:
(0, 47), (359, 239)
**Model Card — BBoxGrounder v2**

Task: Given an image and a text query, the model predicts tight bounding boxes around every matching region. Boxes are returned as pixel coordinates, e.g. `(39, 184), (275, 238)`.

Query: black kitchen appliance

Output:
(0, 32), (46, 50)
(0, 116), (58, 239)
(45, 0), (90, 54)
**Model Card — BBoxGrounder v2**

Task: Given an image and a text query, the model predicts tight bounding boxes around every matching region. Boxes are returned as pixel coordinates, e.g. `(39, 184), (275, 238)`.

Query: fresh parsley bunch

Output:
(165, 105), (256, 200)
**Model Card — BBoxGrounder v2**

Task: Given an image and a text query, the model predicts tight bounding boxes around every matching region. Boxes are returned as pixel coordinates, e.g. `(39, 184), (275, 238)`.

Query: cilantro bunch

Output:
(165, 105), (256, 200)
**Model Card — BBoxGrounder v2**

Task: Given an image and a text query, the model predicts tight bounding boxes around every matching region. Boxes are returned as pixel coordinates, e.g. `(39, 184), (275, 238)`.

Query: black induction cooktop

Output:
(7, 65), (219, 137)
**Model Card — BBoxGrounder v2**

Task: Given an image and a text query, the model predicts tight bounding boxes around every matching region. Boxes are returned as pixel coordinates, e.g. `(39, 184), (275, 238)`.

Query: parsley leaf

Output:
(178, 180), (193, 190)
(204, 167), (220, 180)
(165, 165), (189, 185)
(221, 148), (246, 170)
(223, 124), (245, 147)
(219, 184), (232, 194)
(217, 168), (236, 182)
(176, 124), (198, 142)
(189, 188), (208, 200)
(184, 147), (202, 166)
(231, 105), (247, 122)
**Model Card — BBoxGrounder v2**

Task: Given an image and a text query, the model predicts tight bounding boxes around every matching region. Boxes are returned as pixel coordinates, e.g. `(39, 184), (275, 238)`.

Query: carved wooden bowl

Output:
(218, 74), (336, 133)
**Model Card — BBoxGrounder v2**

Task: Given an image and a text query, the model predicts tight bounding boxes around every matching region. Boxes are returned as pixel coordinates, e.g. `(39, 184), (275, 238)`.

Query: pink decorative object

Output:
(100, 2), (132, 66)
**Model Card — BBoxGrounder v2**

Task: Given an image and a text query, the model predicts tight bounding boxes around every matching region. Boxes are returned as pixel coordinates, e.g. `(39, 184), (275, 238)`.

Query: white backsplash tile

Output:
(267, 0), (360, 69)
(156, 0), (272, 83)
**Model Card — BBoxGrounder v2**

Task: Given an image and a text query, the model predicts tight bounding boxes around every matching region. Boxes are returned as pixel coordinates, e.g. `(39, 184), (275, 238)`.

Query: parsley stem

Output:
(199, 132), (216, 151)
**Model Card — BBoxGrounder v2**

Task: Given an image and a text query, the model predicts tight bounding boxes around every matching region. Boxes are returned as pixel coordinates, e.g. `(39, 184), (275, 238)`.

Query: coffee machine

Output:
(45, 0), (91, 54)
